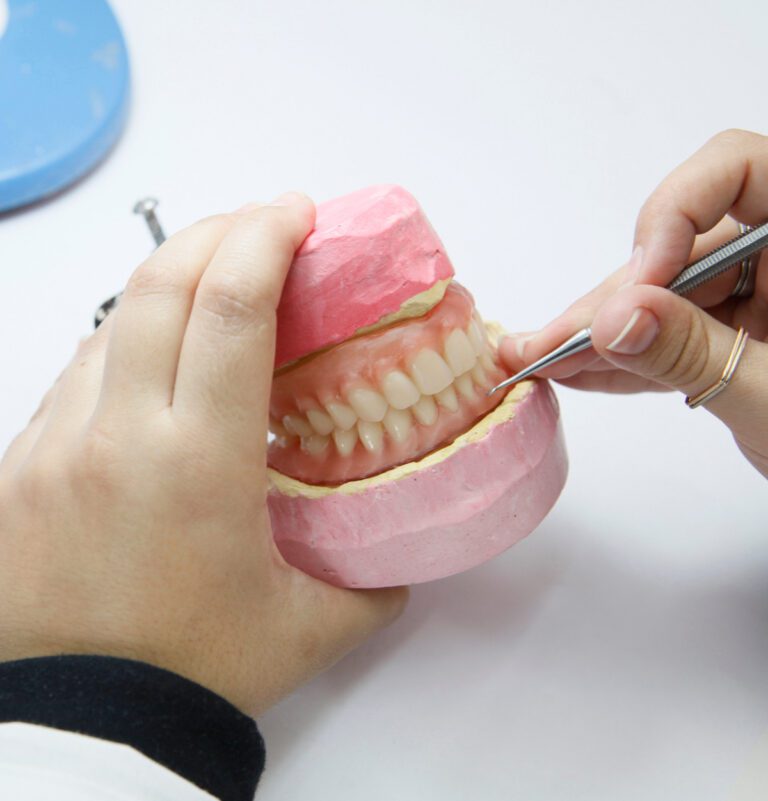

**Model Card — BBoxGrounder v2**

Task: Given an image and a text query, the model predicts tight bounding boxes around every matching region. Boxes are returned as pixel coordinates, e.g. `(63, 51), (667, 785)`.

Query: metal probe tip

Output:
(486, 327), (595, 396)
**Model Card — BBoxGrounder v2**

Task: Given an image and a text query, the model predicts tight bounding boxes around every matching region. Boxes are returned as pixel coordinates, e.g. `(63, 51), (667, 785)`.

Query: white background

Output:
(2, 1), (767, 799)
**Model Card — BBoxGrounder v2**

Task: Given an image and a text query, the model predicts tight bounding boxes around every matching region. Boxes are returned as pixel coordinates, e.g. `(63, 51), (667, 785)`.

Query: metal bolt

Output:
(133, 196), (166, 247)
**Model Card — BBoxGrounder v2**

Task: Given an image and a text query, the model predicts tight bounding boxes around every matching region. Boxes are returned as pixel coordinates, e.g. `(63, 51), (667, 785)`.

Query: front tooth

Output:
(333, 427), (357, 456)
(283, 414), (313, 438)
(325, 402), (357, 430)
(383, 407), (413, 443)
(455, 371), (477, 400)
(302, 434), (329, 455)
(412, 395), (438, 426)
(357, 420), (384, 453)
(444, 329), (477, 375)
(436, 385), (459, 412)
(409, 349), (454, 395)
(381, 370), (420, 409)
(347, 387), (388, 422)
(471, 362), (489, 387)
(467, 319), (486, 356)
(480, 352), (496, 372)
(306, 408), (335, 436)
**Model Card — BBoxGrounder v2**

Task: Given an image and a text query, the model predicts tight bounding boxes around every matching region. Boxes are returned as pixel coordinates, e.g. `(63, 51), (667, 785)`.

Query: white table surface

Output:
(2, 1), (767, 799)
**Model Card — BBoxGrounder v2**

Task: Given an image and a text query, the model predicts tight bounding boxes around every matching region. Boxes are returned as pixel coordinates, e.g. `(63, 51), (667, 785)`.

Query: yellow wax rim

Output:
(351, 278), (452, 337)
(276, 278), (453, 374)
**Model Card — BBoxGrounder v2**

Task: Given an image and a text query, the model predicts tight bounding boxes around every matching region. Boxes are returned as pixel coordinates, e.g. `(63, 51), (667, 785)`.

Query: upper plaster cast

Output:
(275, 185), (454, 369)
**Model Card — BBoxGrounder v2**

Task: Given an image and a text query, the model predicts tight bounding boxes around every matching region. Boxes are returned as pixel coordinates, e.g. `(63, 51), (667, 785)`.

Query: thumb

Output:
(591, 285), (768, 457)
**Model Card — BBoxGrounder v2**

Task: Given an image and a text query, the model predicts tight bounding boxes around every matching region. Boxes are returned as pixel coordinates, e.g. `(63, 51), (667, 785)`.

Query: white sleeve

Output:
(0, 723), (218, 801)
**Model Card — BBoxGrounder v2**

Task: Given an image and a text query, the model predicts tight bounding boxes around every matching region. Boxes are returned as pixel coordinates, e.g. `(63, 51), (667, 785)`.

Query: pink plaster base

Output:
(267, 380), (567, 588)
(275, 185), (454, 369)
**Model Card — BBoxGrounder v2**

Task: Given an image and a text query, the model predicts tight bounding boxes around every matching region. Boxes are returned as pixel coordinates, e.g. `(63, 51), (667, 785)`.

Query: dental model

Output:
(267, 186), (567, 587)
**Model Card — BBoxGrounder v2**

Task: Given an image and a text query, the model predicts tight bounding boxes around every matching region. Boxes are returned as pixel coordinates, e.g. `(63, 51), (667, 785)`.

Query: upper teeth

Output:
(347, 387), (389, 422)
(409, 349), (454, 395)
(306, 408), (335, 436)
(381, 370), (420, 409)
(270, 320), (498, 458)
(444, 329), (476, 375)
(325, 401), (357, 430)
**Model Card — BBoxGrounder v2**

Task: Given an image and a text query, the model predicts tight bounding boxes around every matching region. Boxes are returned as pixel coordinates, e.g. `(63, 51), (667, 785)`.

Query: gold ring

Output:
(685, 326), (749, 409)
(731, 223), (759, 298)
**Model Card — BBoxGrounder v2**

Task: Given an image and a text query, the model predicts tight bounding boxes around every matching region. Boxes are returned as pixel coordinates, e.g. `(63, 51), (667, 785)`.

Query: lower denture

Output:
(268, 282), (508, 484)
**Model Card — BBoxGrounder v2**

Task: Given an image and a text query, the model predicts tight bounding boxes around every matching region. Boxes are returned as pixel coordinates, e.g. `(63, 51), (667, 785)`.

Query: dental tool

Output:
(488, 221), (768, 396)
(94, 197), (167, 328)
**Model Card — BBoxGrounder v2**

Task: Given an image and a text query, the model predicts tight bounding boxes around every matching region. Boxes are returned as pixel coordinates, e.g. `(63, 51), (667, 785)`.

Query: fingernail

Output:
(514, 334), (536, 360)
(620, 245), (644, 289)
(499, 334), (536, 365)
(606, 307), (659, 354)
(270, 190), (307, 207)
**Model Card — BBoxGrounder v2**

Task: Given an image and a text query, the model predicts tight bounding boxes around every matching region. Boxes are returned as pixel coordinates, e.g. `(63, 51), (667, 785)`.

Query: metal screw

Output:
(133, 196), (166, 247)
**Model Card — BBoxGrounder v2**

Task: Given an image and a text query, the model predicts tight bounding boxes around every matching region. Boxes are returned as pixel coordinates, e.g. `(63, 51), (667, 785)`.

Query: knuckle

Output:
(28, 382), (58, 424)
(234, 207), (296, 254)
(197, 270), (275, 330)
(70, 424), (123, 490)
(124, 256), (187, 302)
(652, 313), (711, 388)
(187, 212), (237, 238)
(74, 331), (104, 362)
(710, 128), (753, 148)
(15, 450), (66, 508)
(635, 194), (669, 233)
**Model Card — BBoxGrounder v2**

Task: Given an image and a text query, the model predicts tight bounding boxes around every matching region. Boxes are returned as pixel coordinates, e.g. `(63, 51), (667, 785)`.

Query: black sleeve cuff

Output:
(0, 655), (265, 801)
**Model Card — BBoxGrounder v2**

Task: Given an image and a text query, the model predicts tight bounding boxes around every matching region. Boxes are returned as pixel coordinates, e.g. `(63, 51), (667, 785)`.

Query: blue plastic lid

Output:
(0, 0), (130, 213)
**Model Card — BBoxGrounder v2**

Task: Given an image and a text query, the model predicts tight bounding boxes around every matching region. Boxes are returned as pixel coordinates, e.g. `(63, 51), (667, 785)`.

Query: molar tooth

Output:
(409, 349), (454, 395)
(333, 427), (357, 456)
(412, 395), (438, 426)
(325, 402), (357, 430)
(455, 371), (477, 400)
(381, 370), (420, 410)
(269, 417), (289, 437)
(302, 434), (330, 456)
(283, 414), (313, 438)
(357, 420), (384, 453)
(306, 408), (335, 436)
(467, 319), (487, 356)
(382, 407), (413, 444)
(444, 329), (477, 375)
(347, 387), (388, 422)
(436, 385), (459, 412)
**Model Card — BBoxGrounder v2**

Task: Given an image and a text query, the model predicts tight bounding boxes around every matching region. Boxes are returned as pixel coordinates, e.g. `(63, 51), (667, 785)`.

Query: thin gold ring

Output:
(685, 326), (749, 409)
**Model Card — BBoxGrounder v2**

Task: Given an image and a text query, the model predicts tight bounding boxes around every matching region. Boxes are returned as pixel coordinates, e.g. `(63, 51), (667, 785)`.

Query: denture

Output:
(267, 185), (567, 587)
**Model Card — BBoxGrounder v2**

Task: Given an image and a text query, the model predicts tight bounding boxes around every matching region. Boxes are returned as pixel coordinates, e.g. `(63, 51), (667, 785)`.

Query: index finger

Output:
(500, 216), (740, 381)
(636, 129), (768, 286)
(172, 192), (315, 455)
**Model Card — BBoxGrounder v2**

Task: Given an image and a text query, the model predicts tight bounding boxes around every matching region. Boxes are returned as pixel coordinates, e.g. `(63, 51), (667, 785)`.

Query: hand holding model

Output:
(501, 129), (768, 478)
(0, 194), (407, 716)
